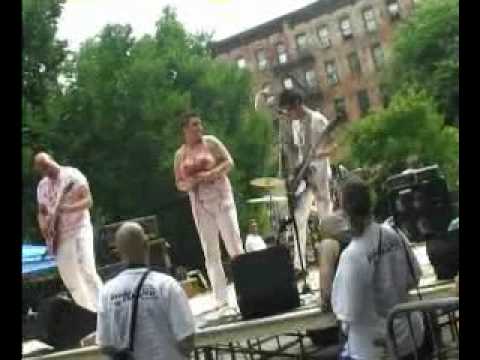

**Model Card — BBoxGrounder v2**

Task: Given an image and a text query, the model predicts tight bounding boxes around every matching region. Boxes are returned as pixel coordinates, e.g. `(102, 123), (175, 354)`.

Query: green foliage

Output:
(23, 0), (67, 107)
(341, 89), (458, 193)
(22, 0), (68, 241)
(386, 0), (459, 125)
(23, 7), (274, 263)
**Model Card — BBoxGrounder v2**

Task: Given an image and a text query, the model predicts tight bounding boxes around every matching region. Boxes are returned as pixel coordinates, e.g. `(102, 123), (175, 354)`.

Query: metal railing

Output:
(386, 297), (459, 360)
(272, 49), (315, 75)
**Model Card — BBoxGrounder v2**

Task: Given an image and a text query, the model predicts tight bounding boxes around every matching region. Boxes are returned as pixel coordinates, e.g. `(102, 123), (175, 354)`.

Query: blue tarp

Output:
(22, 245), (57, 275)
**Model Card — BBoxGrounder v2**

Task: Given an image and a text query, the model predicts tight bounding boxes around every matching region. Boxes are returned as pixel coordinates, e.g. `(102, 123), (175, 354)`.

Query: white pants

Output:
(56, 224), (103, 312)
(293, 162), (332, 271)
(191, 187), (244, 305)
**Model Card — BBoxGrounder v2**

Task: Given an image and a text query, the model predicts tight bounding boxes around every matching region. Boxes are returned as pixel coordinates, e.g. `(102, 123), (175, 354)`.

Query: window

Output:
(305, 69), (317, 88)
(363, 8), (377, 32)
(339, 17), (353, 39)
(387, 0), (401, 19)
(237, 57), (246, 69)
(334, 97), (348, 120)
(283, 77), (294, 89)
(255, 49), (268, 70)
(325, 60), (339, 85)
(317, 25), (331, 48)
(357, 89), (370, 116)
(347, 52), (362, 75)
(371, 44), (384, 70)
(276, 43), (288, 64)
(296, 33), (308, 50)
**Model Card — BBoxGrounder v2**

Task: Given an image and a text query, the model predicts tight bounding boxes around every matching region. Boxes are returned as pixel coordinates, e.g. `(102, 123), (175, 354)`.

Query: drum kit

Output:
(246, 177), (289, 239)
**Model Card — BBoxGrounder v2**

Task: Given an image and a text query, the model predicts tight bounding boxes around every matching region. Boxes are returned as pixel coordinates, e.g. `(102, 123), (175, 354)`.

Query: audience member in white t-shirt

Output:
(245, 219), (267, 253)
(332, 177), (430, 360)
(96, 222), (195, 360)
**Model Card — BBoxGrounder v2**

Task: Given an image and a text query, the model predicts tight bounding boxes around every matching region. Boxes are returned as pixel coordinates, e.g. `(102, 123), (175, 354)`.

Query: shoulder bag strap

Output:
(377, 226), (383, 259)
(128, 269), (151, 351)
(392, 226), (422, 301)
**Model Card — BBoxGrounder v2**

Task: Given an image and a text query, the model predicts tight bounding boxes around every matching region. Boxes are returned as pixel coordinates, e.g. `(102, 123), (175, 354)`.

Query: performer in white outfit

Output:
(245, 219), (267, 253)
(34, 152), (103, 312)
(278, 90), (334, 273)
(174, 112), (244, 308)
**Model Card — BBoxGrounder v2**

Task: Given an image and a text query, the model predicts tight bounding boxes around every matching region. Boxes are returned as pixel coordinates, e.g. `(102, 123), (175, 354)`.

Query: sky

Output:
(57, 0), (317, 51)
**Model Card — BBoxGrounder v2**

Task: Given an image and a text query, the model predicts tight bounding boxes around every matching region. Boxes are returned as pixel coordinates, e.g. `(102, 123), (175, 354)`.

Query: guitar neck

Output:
(291, 118), (344, 188)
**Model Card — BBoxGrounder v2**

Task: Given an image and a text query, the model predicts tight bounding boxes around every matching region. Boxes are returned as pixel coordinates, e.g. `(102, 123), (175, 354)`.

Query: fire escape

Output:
(271, 48), (323, 108)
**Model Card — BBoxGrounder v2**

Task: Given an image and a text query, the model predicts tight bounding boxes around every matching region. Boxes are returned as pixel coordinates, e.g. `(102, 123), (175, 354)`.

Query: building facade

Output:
(212, 0), (417, 121)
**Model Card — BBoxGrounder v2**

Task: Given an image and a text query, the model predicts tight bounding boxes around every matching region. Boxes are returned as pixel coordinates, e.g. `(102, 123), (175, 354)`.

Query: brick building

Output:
(211, 0), (417, 121)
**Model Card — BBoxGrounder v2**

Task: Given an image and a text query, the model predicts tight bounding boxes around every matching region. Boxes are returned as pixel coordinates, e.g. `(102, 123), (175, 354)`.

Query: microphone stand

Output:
(276, 116), (311, 295)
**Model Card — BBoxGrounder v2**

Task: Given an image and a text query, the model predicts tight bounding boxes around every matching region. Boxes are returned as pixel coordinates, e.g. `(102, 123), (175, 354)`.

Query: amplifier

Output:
(385, 165), (440, 191)
(384, 165), (453, 241)
(232, 245), (300, 320)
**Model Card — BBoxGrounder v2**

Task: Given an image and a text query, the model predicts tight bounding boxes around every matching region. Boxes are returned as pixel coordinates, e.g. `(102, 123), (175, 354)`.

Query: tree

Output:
(23, 0), (67, 108)
(22, 0), (68, 242)
(340, 88), (458, 199)
(46, 8), (274, 267)
(385, 0), (459, 125)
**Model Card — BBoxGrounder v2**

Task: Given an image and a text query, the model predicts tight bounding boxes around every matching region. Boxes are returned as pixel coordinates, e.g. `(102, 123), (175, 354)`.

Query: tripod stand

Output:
(275, 117), (312, 295)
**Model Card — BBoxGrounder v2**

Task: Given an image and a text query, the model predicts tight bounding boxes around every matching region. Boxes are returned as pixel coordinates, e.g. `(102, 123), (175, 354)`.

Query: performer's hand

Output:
(40, 225), (49, 241)
(196, 170), (215, 182)
(58, 204), (72, 213)
(39, 204), (48, 216)
(316, 150), (330, 158)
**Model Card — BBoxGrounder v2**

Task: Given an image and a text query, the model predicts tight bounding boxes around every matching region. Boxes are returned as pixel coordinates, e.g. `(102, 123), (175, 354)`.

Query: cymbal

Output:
(247, 196), (288, 204)
(250, 177), (285, 188)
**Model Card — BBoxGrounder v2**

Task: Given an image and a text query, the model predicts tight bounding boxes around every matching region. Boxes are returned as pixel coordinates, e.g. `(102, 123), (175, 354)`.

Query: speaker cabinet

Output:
(37, 295), (96, 350)
(231, 245), (300, 320)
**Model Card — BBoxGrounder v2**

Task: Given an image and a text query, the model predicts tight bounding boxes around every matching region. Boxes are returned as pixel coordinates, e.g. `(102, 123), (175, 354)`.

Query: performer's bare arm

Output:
(197, 158), (232, 182)
(196, 135), (234, 182)
(174, 149), (200, 192)
(315, 142), (338, 158)
(59, 185), (92, 213)
(37, 204), (49, 240)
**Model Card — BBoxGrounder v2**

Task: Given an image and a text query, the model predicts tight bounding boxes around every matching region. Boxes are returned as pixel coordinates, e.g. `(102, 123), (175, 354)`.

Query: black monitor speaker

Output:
(231, 245), (300, 320)
(37, 294), (96, 350)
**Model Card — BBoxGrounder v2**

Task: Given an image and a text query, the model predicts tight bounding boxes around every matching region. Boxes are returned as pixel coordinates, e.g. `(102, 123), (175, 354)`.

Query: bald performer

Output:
(97, 222), (195, 360)
(34, 152), (103, 312)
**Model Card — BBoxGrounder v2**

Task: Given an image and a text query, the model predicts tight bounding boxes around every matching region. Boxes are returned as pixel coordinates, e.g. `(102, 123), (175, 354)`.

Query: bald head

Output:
(115, 222), (147, 264)
(33, 152), (60, 178)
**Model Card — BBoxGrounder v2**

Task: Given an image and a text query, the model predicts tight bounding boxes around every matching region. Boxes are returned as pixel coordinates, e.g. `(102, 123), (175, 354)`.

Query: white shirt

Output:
(332, 222), (424, 359)
(97, 268), (195, 360)
(245, 234), (267, 252)
(37, 166), (91, 236)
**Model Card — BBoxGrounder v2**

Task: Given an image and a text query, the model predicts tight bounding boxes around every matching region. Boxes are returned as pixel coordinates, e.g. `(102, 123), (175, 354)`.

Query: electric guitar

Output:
(46, 181), (75, 255)
(288, 115), (347, 201)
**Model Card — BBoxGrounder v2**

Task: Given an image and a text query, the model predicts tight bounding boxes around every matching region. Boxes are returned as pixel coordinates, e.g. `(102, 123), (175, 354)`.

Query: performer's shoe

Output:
(321, 302), (333, 313)
(213, 300), (229, 311)
(217, 304), (237, 318)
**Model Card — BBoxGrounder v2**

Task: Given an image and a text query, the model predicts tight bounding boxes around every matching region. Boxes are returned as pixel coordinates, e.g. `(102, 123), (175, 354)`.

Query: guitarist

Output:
(34, 152), (103, 313)
(278, 90), (336, 277)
